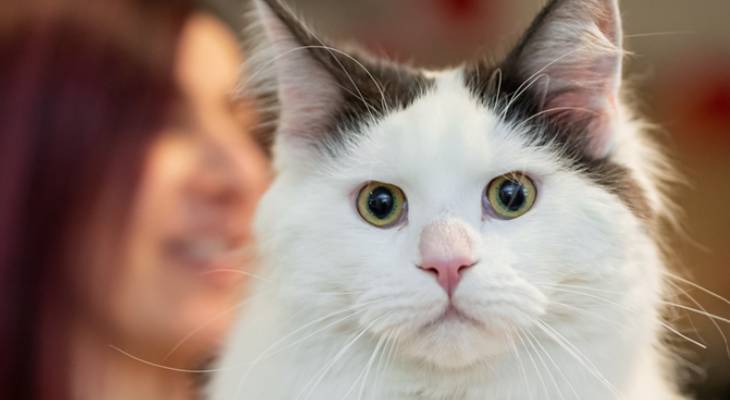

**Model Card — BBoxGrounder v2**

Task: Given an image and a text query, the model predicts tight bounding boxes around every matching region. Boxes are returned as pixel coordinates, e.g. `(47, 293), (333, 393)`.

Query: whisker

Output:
(499, 73), (549, 121)
(665, 278), (729, 357)
(365, 330), (394, 399)
(660, 301), (730, 325)
(523, 329), (565, 400)
(624, 30), (696, 39)
(318, 44), (388, 118)
(663, 271), (730, 306)
(374, 331), (399, 399)
(514, 106), (598, 132)
(246, 44), (387, 122)
(547, 300), (627, 330)
(297, 316), (384, 400)
(198, 269), (272, 283)
(108, 345), (219, 374)
(534, 320), (622, 398)
(514, 329), (550, 399)
(499, 47), (586, 120)
(254, 302), (380, 362)
(231, 301), (383, 398)
(536, 282), (626, 296)
(487, 68), (503, 109)
(656, 318), (707, 350)
(506, 328), (534, 400)
(163, 301), (248, 361)
(246, 53), (372, 125)
(540, 286), (633, 311)
(356, 333), (387, 400)
(530, 330), (581, 400)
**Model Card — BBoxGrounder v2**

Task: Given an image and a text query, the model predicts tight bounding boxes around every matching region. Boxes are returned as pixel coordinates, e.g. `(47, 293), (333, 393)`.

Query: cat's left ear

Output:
(248, 0), (427, 160)
(504, 0), (623, 157)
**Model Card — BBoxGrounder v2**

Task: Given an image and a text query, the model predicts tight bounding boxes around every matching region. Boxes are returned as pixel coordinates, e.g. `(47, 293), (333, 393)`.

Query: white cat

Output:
(210, 0), (685, 398)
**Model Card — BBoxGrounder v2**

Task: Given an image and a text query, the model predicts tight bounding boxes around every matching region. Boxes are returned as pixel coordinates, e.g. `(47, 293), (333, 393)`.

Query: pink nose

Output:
(419, 257), (475, 296)
(418, 219), (478, 296)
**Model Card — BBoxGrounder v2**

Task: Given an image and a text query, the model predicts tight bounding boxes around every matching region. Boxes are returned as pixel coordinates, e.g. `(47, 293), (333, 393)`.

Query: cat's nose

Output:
(418, 219), (478, 296)
(418, 257), (475, 296)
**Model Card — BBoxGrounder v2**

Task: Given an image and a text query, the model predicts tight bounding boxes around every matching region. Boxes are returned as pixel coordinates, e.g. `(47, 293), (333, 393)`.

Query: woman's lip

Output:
(165, 234), (250, 275)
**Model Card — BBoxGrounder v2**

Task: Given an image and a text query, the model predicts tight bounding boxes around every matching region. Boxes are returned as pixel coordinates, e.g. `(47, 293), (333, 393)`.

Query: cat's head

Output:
(250, 0), (664, 369)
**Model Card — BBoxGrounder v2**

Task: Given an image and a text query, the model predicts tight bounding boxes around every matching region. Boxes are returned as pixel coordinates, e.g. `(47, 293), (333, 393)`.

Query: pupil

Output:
(368, 187), (395, 219)
(498, 180), (527, 212)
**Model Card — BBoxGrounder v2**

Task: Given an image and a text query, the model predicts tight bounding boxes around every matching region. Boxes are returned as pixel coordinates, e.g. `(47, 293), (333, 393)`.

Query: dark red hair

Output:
(0, 1), (195, 398)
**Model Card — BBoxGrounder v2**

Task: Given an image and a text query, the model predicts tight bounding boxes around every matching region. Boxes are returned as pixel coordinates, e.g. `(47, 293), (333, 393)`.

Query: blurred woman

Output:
(0, 0), (270, 399)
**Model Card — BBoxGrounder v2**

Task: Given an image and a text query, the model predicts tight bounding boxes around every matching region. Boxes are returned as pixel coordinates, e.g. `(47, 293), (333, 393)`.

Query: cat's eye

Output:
(357, 182), (407, 228)
(484, 173), (537, 219)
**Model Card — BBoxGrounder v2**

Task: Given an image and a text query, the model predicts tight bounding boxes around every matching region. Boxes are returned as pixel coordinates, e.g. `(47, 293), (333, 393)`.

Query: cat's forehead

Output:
(347, 71), (559, 181)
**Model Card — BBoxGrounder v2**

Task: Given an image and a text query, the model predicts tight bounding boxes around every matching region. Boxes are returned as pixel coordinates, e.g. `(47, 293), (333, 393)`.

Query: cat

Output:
(209, 0), (685, 398)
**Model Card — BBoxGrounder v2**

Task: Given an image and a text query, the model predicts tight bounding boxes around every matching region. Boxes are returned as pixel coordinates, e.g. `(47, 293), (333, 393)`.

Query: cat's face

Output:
(251, 0), (661, 369)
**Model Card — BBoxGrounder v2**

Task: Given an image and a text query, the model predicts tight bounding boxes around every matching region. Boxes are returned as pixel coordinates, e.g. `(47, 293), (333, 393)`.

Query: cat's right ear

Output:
(250, 0), (341, 145)
(494, 0), (624, 158)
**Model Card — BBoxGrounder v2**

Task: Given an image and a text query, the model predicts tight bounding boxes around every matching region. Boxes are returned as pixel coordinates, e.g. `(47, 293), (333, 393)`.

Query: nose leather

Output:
(418, 219), (477, 296)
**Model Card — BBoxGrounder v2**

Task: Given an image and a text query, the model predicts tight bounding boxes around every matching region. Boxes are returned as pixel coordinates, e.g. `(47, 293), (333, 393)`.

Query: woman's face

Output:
(86, 13), (270, 367)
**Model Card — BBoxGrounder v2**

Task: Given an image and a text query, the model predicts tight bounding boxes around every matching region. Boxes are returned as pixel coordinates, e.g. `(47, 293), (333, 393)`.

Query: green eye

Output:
(357, 182), (407, 228)
(485, 173), (537, 219)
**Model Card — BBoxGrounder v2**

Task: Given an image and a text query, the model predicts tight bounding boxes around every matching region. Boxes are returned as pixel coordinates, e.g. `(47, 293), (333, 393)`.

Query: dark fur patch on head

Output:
(464, 62), (652, 221)
(261, 0), (434, 148)
(587, 161), (653, 221)
(463, 0), (649, 218)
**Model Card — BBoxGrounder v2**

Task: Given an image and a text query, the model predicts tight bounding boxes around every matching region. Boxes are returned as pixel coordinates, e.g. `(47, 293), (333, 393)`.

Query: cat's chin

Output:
(397, 309), (510, 370)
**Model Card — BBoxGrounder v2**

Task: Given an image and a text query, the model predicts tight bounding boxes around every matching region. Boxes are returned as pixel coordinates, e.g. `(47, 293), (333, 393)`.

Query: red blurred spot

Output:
(655, 52), (730, 144)
(697, 83), (730, 123)
(441, 0), (479, 19)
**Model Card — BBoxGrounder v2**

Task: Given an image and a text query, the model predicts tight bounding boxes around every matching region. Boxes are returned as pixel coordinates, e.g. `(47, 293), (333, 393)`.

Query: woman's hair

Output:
(0, 1), (195, 398)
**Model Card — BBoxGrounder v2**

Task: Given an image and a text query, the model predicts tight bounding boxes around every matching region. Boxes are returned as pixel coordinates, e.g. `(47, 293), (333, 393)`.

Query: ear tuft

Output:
(248, 0), (343, 144)
(505, 0), (624, 157)
(244, 0), (433, 161)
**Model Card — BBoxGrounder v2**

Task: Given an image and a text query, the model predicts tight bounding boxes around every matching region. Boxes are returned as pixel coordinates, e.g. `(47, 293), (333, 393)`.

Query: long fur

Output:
(209, 1), (687, 399)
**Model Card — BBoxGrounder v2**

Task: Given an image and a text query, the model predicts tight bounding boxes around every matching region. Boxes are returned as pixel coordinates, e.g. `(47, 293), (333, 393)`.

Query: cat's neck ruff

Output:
(209, 0), (685, 398)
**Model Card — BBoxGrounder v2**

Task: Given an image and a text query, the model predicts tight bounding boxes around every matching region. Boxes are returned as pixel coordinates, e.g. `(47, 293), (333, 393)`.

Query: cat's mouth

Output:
(423, 303), (484, 330)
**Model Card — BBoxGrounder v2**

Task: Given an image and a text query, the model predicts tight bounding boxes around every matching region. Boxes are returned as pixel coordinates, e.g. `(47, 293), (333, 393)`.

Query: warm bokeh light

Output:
(3, 0), (728, 398)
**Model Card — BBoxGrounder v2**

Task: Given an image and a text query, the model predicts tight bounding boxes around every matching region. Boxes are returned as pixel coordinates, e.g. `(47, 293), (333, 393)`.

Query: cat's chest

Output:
(379, 368), (520, 400)
(289, 343), (501, 400)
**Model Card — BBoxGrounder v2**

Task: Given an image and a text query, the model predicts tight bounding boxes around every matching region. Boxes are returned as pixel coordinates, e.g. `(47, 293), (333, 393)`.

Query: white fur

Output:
(208, 0), (684, 398)
(209, 71), (681, 399)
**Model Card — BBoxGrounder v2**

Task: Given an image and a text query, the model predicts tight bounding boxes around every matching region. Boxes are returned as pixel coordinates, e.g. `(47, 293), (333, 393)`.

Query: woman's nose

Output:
(191, 141), (248, 209)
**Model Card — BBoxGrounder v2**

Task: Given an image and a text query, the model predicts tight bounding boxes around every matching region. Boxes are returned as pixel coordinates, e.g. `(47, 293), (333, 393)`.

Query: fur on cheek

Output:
(209, 0), (682, 398)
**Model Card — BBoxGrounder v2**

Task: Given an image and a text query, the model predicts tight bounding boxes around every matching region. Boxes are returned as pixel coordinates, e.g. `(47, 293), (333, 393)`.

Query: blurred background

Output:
(213, 0), (730, 398)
